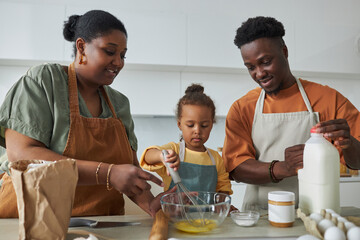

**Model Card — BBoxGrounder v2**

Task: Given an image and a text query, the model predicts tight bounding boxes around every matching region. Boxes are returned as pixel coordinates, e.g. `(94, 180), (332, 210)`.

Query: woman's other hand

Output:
(148, 186), (177, 217)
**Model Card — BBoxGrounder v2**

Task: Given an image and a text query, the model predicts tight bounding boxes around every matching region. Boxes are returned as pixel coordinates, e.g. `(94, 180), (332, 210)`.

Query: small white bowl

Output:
(230, 210), (260, 227)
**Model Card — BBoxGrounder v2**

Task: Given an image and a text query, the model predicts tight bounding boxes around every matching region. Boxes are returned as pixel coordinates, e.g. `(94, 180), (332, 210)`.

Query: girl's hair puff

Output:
(176, 84), (216, 123)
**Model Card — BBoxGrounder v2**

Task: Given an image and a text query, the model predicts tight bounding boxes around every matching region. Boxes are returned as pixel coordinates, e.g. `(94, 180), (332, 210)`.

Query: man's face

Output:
(240, 37), (291, 95)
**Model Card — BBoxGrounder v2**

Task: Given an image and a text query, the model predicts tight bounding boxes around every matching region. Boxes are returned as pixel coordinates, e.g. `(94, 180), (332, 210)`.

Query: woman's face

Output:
(78, 29), (127, 87)
(177, 105), (213, 152)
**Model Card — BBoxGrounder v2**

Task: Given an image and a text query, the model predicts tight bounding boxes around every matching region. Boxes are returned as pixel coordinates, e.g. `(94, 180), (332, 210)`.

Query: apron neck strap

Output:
(254, 77), (314, 118)
(179, 140), (215, 165)
(68, 62), (80, 115)
(68, 62), (117, 118)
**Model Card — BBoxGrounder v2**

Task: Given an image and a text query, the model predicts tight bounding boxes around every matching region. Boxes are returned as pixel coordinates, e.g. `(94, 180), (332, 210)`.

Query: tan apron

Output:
(0, 62), (134, 217)
(242, 78), (319, 212)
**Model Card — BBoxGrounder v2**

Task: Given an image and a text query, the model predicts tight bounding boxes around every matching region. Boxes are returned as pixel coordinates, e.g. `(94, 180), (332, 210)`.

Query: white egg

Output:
(337, 216), (348, 223)
(324, 226), (346, 240)
(309, 212), (323, 224)
(318, 219), (335, 234)
(296, 234), (320, 240)
(331, 213), (340, 218)
(325, 209), (336, 214)
(344, 221), (356, 231)
(347, 227), (360, 240)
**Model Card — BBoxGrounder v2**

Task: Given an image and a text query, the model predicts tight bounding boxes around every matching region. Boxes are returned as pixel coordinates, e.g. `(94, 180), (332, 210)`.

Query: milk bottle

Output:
(298, 127), (340, 215)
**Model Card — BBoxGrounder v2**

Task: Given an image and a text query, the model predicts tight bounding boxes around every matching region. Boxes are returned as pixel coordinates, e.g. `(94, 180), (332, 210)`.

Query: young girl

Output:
(140, 84), (232, 195)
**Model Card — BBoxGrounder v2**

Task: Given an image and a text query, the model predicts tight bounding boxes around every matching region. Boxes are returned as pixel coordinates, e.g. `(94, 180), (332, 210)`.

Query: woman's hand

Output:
(148, 186), (177, 217)
(161, 149), (180, 176)
(110, 164), (163, 197)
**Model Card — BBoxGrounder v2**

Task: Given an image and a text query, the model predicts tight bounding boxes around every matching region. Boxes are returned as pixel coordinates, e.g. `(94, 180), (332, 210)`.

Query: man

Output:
(222, 16), (360, 211)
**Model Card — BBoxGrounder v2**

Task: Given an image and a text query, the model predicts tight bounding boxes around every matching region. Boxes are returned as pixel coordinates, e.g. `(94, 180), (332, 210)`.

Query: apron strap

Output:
(99, 87), (117, 118)
(68, 63), (117, 119)
(295, 78), (314, 113)
(179, 140), (215, 165)
(68, 62), (80, 116)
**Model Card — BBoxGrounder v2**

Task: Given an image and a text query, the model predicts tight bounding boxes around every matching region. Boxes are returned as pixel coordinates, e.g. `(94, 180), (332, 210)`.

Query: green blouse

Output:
(0, 63), (137, 154)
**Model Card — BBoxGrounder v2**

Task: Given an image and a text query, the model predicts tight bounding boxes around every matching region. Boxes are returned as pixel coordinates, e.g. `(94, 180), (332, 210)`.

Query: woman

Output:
(0, 10), (164, 217)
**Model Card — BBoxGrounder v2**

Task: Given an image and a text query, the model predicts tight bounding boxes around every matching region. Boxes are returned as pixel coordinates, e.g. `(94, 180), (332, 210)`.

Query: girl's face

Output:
(77, 29), (127, 87)
(177, 104), (213, 152)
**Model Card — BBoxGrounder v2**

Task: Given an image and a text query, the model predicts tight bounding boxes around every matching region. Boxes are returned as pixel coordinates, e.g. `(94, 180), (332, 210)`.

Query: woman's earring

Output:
(79, 54), (87, 64)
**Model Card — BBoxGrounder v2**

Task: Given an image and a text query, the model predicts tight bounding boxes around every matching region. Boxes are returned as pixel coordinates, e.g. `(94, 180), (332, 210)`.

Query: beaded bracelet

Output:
(269, 160), (282, 183)
(95, 162), (103, 185)
(107, 164), (114, 191)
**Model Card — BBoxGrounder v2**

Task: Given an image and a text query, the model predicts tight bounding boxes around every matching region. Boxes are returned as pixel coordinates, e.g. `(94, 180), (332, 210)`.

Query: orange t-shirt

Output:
(223, 78), (360, 172)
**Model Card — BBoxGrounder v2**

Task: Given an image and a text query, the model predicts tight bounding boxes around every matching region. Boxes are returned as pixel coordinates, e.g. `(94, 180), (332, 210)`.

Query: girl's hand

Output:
(161, 149), (180, 176)
(110, 164), (163, 197)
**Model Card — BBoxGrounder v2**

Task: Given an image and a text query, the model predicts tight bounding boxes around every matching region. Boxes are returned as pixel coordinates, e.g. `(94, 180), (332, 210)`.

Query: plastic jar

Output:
(268, 191), (295, 227)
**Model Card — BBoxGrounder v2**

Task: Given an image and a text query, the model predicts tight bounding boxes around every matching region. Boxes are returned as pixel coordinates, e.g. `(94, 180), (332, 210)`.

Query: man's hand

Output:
(283, 144), (305, 175)
(314, 119), (352, 149)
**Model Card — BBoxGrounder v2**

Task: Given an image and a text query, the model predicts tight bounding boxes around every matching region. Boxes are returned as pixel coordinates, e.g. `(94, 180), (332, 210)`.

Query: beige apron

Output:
(0, 62), (134, 217)
(242, 78), (319, 211)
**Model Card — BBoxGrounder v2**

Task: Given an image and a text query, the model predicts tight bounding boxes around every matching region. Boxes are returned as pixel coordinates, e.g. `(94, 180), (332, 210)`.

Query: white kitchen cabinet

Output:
(292, 0), (360, 74)
(186, 0), (297, 70)
(0, 65), (29, 103)
(231, 182), (246, 210)
(111, 69), (181, 116)
(181, 72), (257, 116)
(64, 5), (187, 66)
(340, 178), (360, 208)
(0, 1), (65, 61)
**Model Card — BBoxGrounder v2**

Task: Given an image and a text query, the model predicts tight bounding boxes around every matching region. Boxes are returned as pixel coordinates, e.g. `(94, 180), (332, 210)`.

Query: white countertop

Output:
(2, 207), (359, 240)
(340, 175), (360, 182)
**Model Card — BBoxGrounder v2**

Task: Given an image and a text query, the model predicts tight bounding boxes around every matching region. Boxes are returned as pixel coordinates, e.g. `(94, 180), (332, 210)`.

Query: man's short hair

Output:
(234, 16), (285, 49)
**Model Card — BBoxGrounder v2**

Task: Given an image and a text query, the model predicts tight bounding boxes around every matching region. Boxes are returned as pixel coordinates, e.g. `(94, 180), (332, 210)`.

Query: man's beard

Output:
(264, 82), (283, 96)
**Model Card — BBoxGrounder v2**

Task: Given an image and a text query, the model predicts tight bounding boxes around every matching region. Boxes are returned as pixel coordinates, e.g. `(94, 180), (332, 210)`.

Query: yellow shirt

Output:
(140, 142), (233, 194)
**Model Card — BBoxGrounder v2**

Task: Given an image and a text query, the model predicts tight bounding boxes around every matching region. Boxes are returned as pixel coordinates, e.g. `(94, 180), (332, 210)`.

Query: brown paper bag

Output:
(10, 159), (78, 240)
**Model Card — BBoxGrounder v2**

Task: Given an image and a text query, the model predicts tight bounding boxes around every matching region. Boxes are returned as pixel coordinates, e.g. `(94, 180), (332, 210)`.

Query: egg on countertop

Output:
(347, 226), (360, 240)
(323, 226), (346, 240)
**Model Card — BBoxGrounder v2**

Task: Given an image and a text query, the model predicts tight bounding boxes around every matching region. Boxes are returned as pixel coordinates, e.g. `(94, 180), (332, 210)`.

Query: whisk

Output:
(162, 150), (206, 227)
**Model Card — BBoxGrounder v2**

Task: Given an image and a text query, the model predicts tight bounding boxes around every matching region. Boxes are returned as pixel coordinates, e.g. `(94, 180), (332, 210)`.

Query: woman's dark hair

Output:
(63, 10), (127, 56)
(176, 84), (216, 123)
(234, 16), (285, 49)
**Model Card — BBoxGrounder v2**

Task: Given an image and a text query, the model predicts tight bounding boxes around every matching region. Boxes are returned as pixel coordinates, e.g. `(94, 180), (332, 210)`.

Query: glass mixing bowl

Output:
(160, 191), (231, 233)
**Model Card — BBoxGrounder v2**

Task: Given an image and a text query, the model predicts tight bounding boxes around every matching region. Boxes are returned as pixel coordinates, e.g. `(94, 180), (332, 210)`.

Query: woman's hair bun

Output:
(63, 14), (81, 42)
(185, 84), (204, 95)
